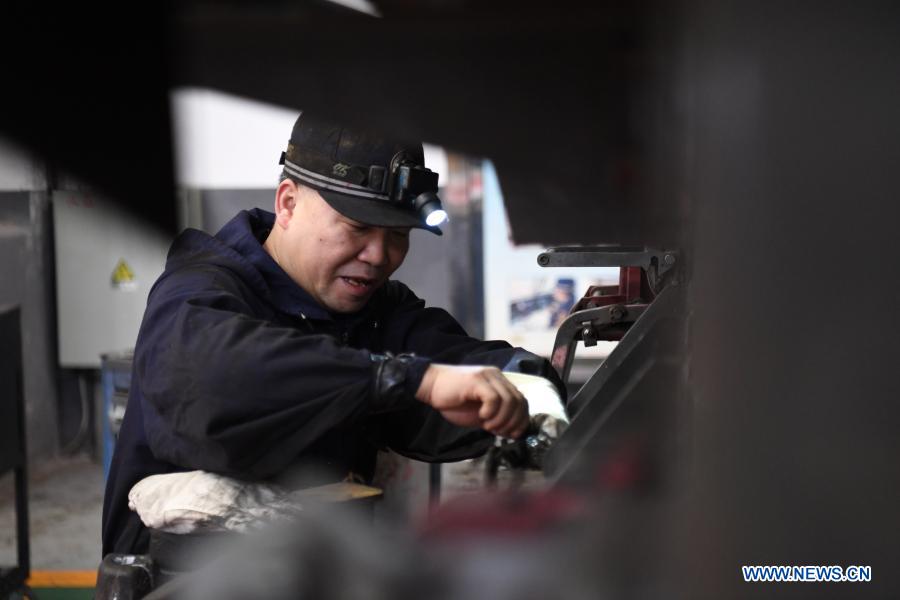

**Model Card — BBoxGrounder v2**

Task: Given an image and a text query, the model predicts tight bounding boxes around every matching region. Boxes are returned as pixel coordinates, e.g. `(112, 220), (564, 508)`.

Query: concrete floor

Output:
(0, 454), (104, 570)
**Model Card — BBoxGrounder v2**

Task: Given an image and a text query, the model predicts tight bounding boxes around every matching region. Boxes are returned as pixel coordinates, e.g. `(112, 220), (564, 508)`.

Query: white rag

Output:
(501, 371), (569, 423)
(128, 470), (298, 535)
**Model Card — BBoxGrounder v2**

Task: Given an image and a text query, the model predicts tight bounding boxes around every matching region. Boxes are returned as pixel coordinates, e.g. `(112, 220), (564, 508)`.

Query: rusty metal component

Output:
(541, 245), (679, 392)
(608, 305), (626, 322)
(550, 304), (648, 385)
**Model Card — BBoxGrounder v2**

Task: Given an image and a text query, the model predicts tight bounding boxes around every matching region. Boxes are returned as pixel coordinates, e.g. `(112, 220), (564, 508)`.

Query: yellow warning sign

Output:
(111, 259), (136, 287)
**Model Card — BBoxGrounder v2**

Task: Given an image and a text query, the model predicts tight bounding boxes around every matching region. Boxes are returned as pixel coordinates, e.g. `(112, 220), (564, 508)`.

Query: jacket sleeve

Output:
(136, 265), (413, 480)
(366, 282), (566, 462)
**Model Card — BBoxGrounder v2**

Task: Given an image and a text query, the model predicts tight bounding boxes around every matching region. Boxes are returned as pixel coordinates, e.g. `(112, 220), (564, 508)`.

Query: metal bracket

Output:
(550, 303), (648, 385)
(544, 284), (682, 482)
(537, 245), (679, 293)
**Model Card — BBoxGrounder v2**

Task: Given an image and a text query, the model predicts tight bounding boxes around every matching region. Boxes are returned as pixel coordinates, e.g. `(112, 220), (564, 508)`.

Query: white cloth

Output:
(501, 371), (569, 423)
(128, 470), (298, 535)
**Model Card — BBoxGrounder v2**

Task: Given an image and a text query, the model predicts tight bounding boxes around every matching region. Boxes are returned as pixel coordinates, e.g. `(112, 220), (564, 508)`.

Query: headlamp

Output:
(415, 192), (449, 227)
(388, 152), (449, 227)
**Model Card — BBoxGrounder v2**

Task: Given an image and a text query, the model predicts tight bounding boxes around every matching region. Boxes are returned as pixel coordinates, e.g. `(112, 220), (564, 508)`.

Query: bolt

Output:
(609, 305), (626, 322)
(581, 325), (598, 347)
(664, 253), (676, 266)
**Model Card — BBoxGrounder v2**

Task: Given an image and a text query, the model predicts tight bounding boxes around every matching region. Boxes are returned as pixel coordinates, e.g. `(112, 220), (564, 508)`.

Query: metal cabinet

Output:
(100, 351), (133, 479)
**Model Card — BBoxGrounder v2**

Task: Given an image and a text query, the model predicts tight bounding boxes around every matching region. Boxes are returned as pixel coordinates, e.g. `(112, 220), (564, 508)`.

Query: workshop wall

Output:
(0, 140), (59, 460)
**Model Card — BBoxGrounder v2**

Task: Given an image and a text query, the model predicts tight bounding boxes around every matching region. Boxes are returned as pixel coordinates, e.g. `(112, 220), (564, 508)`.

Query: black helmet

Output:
(279, 113), (447, 235)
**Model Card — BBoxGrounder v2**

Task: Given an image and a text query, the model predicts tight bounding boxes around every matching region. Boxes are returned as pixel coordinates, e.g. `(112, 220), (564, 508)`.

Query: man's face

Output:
(272, 183), (411, 313)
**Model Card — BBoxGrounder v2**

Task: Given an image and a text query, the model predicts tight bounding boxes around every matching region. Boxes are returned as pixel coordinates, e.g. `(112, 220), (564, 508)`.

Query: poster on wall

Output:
(482, 161), (620, 360)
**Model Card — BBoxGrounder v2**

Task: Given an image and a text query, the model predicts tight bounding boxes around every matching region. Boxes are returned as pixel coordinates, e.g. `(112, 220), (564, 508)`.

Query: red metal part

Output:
(549, 267), (656, 382)
(569, 267), (653, 313)
(418, 487), (586, 540)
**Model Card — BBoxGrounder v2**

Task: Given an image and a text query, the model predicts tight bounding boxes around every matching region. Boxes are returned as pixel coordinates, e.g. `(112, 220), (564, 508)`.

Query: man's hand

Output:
(415, 364), (529, 439)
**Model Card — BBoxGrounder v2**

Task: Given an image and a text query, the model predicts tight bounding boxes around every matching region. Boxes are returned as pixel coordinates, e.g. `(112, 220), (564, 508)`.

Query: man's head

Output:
(265, 181), (410, 313)
(265, 113), (444, 313)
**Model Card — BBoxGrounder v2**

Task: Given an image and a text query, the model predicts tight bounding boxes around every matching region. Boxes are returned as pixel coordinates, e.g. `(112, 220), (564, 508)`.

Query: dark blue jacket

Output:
(102, 208), (562, 555)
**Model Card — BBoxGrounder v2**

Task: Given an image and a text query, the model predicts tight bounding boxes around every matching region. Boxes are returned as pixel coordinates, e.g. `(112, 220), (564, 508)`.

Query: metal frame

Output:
(535, 246), (683, 482)
(536, 245), (679, 294)
(566, 285), (678, 418)
(0, 306), (30, 598)
(543, 285), (681, 481)
(550, 303), (648, 385)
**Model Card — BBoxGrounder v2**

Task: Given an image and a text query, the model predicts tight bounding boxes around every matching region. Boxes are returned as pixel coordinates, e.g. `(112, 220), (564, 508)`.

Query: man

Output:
(102, 113), (565, 556)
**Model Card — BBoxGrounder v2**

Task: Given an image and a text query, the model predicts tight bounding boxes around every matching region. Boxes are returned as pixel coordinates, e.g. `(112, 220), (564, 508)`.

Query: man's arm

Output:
(366, 282), (565, 460)
(136, 267), (399, 480)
